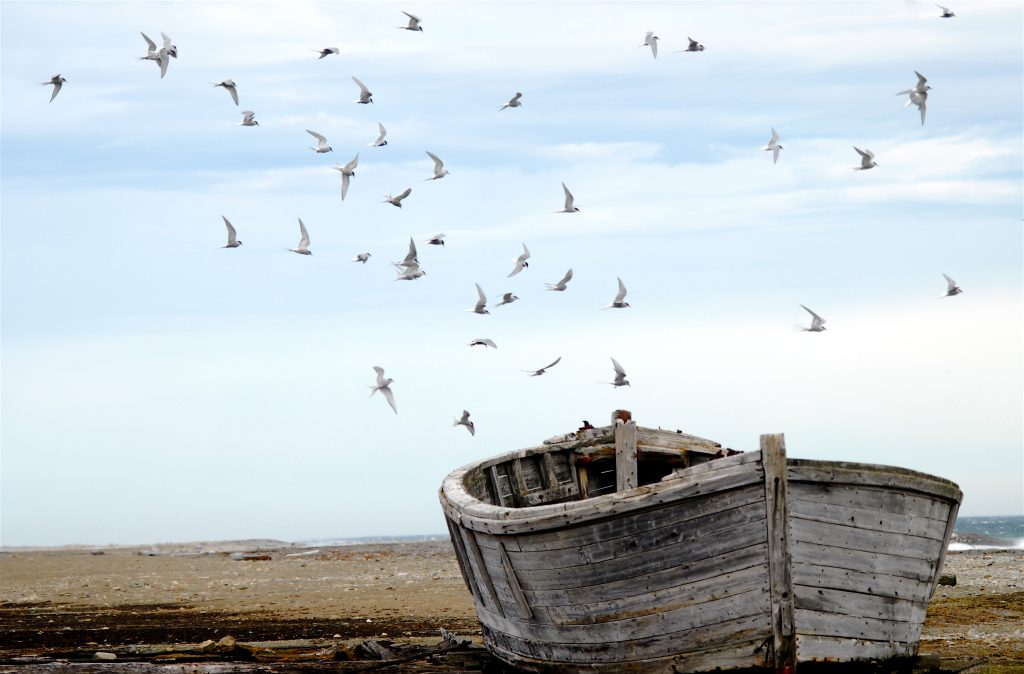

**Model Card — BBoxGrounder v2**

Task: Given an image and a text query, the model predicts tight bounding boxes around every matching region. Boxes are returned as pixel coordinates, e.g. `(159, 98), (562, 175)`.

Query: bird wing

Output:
(49, 81), (62, 102)
(306, 129), (327, 145)
(915, 71), (928, 87)
(161, 32), (173, 49)
(396, 187), (412, 200)
(223, 216), (237, 243)
(853, 146), (869, 159)
(140, 32), (157, 53)
(345, 153), (359, 172)
(800, 304), (823, 323)
(426, 151), (444, 172)
(615, 277), (628, 303)
(520, 243), (531, 261)
(380, 386), (397, 414)
(557, 269), (573, 286)
(227, 85), (239, 105)
(773, 146), (780, 164)
(475, 283), (487, 308)
(403, 10), (421, 24)
(352, 76), (369, 93)
(341, 173), (350, 200)
(942, 273), (957, 291)
(562, 182), (575, 209)
(297, 218), (310, 247)
(544, 356), (562, 370)
(157, 52), (169, 78)
(241, 110), (255, 122)
(611, 357), (626, 377)
(769, 127), (779, 144)
(375, 122), (387, 143)
(373, 366), (387, 385)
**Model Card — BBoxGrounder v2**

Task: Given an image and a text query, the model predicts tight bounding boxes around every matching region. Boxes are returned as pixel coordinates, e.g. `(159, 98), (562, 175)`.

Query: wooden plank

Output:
(789, 515), (945, 560)
(544, 561), (768, 625)
(500, 500), (766, 572)
(791, 561), (933, 602)
(444, 517), (480, 602)
(507, 519), (768, 591)
(793, 586), (928, 623)
(460, 528), (505, 618)
(497, 540), (533, 620)
(787, 461), (962, 503)
(487, 465), (515, 508)
(788, 491), (951, 539)
(525, 543), (769, 609)
(793, 608), (921, 642)
(511, 458), (530, 499)
(787, 481), (952, 523)
(930, 498), (960, 599)
(760, 433), (796, 674)
(476, 587), (769, 646)
(482, 613), (770, 664)
(505, 483), (765, 553)
(789, 541), (937, 582)
(614, 419), (638, 493)
(795, 634), (916, 661)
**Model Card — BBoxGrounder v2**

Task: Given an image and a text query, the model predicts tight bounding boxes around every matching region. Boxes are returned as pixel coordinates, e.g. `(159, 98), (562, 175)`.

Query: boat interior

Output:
(461, 411), (741, 509)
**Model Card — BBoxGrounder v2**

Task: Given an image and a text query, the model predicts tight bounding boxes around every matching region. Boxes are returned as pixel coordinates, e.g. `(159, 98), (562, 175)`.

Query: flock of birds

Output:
(38, 5), (968, 435)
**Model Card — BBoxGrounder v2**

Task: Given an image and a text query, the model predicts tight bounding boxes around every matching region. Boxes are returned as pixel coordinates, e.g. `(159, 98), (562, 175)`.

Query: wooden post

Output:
(614, 416), (638, 493)
(761, 433), (797, 673)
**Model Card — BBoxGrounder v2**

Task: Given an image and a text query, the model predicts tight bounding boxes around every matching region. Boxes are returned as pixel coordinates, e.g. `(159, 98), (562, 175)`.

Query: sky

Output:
(1, 1), (1021, 547)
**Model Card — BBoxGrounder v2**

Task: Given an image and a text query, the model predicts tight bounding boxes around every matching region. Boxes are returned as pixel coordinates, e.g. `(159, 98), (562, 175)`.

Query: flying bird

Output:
(507, 243), (530, 277)
(396, 237), (419, 268)
(493, 292), (519, 308)
(221, 216), (242, 248)
(289, 218), (312, 255)
(800, 305), (826, 332)
(761, 128), (783, 164)
(352, 76), (373, 104)
(426, 233), (445, 246)
(353, 252), (371, 263)
(897, 71), (931, 126)
(139, 32), (172, 78)
(454, 410), (475, 436)
(425, 151), (449, 180)
(238, 110), (259, 126)
(394, 262), (426, 280)
(332, 153), (358, 200)
(42, 74), (66, 102)
(608, 358), (630, 387)
(937, 4), (956, 17)
(468, 338), (497, 349)
(558, 182), (581, 213)
(681, 37), (705, 52)
(942, 273), (963, 297)
(384, 187), (412, 207)
(852, 146), (877, 171)
(398, 10), (423, 31)
(306, 129), (333, 153)
(467, 283), (489, 314)
(606, 277), (630, 308)
(369, 366), (397, 414)
(525, 356), (561, 377)
(546, 268), (573, 291)
(370, 122), (388, 147)
(313, 47), (339, 59)
(641, 31), (659, 58)
(213, 79), (238, 105)
(500, 92), (523, 111)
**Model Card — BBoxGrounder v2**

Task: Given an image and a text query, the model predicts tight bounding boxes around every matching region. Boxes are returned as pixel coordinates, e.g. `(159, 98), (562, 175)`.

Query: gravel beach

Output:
(1, 540), (1021, 671)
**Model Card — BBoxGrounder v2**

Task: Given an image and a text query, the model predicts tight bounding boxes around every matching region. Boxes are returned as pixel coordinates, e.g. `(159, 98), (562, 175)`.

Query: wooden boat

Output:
(438, 410), (962, 673)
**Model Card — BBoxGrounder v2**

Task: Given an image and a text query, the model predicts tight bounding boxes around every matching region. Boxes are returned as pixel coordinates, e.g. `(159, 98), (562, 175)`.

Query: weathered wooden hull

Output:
(439, 427), (961, 673)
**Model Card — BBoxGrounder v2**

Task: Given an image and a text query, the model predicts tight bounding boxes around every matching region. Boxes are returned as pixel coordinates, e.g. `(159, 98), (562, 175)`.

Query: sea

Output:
(949, 515), (1024, 550)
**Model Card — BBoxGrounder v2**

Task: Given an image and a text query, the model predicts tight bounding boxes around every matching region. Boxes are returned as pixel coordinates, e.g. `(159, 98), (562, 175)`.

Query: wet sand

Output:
(1, 540), (1021, 671)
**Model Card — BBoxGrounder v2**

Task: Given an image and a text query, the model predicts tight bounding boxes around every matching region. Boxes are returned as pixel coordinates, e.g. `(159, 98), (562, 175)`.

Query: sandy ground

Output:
(1, 540), (1021, 669)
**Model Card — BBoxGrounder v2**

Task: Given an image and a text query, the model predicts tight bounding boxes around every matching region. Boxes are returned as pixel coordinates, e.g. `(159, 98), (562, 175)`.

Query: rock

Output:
(94, 652), (117, 660)
(197, 639), (216, 651)
(939, 574), (958, 586)
(216, 635), (237, 649)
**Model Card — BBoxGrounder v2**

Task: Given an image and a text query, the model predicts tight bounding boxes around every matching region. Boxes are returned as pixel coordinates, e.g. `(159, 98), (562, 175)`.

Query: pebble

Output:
(94, 652), (116, 660)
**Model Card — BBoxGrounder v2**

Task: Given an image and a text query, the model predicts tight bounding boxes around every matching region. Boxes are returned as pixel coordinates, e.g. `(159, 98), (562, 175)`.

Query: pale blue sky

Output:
(2, 1), (1021, 546)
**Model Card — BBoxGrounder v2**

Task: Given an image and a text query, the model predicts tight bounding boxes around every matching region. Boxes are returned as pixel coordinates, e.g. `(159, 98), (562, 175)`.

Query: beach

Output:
(1, 540), (1021, 671)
